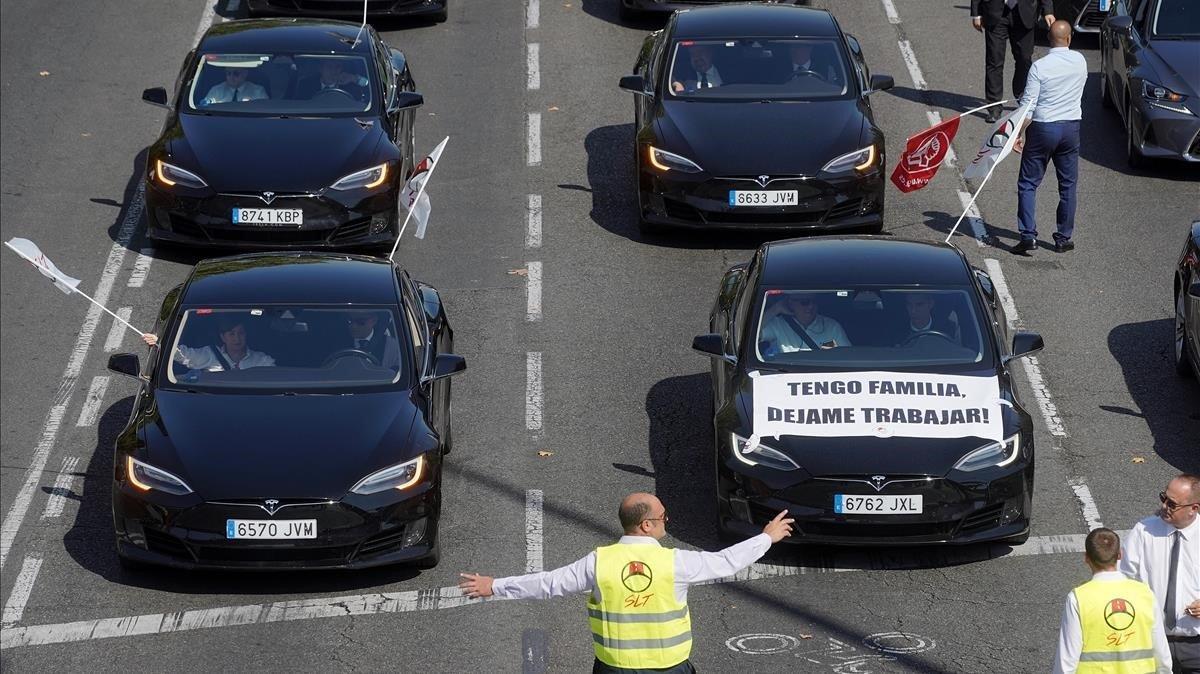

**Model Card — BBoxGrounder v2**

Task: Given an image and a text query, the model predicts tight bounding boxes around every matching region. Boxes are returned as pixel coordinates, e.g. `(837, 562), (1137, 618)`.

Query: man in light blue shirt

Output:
(759, 293), (851, 354)
(1011, 20), (1087, 255)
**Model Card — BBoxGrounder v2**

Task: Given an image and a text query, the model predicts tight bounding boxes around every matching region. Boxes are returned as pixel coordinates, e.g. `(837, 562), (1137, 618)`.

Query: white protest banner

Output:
(751, 371), (1004, 443)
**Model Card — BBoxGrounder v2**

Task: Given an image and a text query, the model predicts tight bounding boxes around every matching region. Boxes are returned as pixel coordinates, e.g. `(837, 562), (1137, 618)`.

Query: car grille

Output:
(329, 217), (372, 242)
(958, 503), (1004, 535)
(826, 198), (865, 221)
(357, 528), (408, 557)
(1076, 0), (1107, 31)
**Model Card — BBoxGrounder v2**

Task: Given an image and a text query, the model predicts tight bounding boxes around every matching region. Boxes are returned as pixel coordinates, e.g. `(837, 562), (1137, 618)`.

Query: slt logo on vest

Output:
(1103, 597), (1136, 631)
(621, 560), (654, 593)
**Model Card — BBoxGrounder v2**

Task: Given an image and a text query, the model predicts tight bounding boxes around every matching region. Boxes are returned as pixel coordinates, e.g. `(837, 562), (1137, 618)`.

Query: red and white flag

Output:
(4, 237), (81, 294)
(400, 136), (449, 240)
(963, 100), (1032, 181)
(890, 116), (962, 193)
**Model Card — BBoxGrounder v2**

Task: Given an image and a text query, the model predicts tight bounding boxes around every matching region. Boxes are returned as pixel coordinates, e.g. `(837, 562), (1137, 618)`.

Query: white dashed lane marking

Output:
(1, 557), (42, 628)
(74, 376), (110, 428)
(527, 43), (540, 91)
(102, 307), (134, 352)
(525, 489), (544, 573)
(526, 194), (542, 249)
(526, 261), (542, 322)
(125, 249), (154, 288)
(525, 351), (543, 432)
(527, 113), (542, 166)
(40, 457), (80, 521)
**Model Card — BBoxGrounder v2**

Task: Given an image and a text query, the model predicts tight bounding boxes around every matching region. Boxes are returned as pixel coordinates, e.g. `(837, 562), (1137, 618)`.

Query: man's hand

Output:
(1186, 599), (1200, 619)
(142, 333), (158, 347)
(671, 81), (685, 93)
(1014, 135), (1025, 154)
(1044, 14), (1055, 28)
(763, 509), (795, 543)
(972, 17), (983, 32)
(458, 573), (495, 598)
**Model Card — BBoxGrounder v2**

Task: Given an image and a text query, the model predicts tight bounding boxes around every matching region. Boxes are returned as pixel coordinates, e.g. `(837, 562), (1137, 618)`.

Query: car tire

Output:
(1099, 60), (1114, 110)
(1175, 288), (1193, 377)
(1126, 101), (1146, 169)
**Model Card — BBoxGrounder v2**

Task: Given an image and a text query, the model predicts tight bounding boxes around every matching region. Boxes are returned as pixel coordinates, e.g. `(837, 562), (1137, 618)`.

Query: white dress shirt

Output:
(1052, 570), (1173, 674)
(684, 66), (721, 90)
(202, 81), (268, 105)
(1121, 515), (1200, 637)
(173, 344), (275, 371)
(1017, 47), (1087, 123)
(491, 533), (771, 605)
(760, 314), (852, 353)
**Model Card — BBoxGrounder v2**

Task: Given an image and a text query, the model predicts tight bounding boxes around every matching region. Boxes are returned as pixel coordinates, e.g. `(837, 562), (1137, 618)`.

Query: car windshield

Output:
(162, 306), (407, 391)
(753, 287), (991, 368)
(666, 38), (852, 100)
(186, 53), (375, 115)
(1152, 0), (1200, 38)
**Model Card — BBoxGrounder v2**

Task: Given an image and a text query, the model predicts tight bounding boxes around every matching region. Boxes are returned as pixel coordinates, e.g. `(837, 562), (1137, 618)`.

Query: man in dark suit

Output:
(295, 59), (368, 102)
(971, 0), (1055, 123)
(893, 294), (960, 346)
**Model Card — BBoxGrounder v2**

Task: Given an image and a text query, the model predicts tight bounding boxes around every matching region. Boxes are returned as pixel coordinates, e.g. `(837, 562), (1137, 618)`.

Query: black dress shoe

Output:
(984, 107), (1001, 124)
(1010, 239), (1036, 254)
(1054, 239), (1075, 253)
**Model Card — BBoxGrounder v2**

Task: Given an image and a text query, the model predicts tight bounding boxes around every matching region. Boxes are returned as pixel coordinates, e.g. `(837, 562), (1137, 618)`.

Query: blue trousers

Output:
(1017, 120), (1080, 243)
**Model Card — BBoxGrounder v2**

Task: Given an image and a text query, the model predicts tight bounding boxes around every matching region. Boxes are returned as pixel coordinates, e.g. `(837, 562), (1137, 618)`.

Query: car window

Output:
(186, 53), (375, 115)
(1151, 0), (1200, 37)
(753, 287), (990, 368)
(666, 38), (851, 101)
(162, 306), (406, 391)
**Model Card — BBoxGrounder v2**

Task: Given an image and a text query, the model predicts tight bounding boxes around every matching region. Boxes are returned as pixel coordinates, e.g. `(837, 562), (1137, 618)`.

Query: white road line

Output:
(983, 259), (1067, 437)
(103, 307), (134, 352)
(0, 188), (143, 572)
(526, 194), (542, 249)
(527, 43), (540, 91)
(526, 261), (542, 322)
(40, 457), (80, 521)
(526, 352), (543, 431)
(1070, 481), (1104, 531)
(1, 557), (42, 628)
(956, 190), (987, 244)
(527, 113), (542, 166)
(525, 489), (544, 573)
(0, 531), (1110, 649)
(880, 0), (901, 24)
(526, 0), (539, 29)
(896, 40), (927, 91)
(75, 376), (110, 428)
(192, 0), (220, 46)
(126, 248), (154, 288)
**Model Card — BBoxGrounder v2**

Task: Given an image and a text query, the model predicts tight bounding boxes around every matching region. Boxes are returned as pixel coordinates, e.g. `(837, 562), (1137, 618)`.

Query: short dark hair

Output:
(216, 315), (244, 334)
(619, 500), (652, 533)
(1085, 528), (1121, 567)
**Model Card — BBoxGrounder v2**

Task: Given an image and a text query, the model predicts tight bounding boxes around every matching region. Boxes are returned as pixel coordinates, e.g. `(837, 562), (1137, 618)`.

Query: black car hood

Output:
(655, 99), (866, 176)
(1146, 40), (1200, 98)
(144, 390), (418, 500)
(171, 114), (387, 192)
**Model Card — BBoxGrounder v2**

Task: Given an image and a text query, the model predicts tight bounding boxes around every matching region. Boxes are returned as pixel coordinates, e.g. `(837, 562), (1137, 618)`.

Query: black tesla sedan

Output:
(619, 0), (807, 23)
(141, 19), (424, 251)
(106, 253), (464, 570)
(618, 4), (894, 235)
(1099, 0), (1200, 166)
(247, 0), (447, 23)
(1175, 221), (1200, 378)
(693, 237), (1044, 545)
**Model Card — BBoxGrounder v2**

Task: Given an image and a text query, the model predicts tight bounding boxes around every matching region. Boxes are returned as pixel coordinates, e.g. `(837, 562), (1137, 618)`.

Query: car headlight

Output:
(821, 145), (878, 174)
(646, 146), (703, 173)
(350, 455), (425, 495)
(953, 433), (1021, 472)
(154, 159), (208, 189)
(731, 433), (801, 471)
(1141, 80), (1193, 115)
(331, 162), (390, 191)
(126, 456), (193, 495)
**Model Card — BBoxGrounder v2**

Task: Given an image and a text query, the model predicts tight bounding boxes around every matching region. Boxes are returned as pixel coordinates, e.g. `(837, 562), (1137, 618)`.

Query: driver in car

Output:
(142, 315), (275, 371)
(341, 311), (400, 370)
(298, 60), (368, 100)
(760, 293), (851, 354)
(895, 293), (960, 345)
(201, 67), (268, 106)
(786, 43), (834, 82)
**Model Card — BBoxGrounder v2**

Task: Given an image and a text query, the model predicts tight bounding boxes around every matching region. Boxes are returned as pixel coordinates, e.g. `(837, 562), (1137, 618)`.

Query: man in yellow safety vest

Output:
(1053, 527), (1172, 673)
(459, 492), (795, 672)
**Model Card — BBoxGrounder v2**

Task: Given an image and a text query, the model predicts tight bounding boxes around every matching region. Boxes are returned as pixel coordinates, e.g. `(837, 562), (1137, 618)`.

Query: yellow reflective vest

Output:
(1073, 576), (1159, 674)
(588, 543), (693, 669)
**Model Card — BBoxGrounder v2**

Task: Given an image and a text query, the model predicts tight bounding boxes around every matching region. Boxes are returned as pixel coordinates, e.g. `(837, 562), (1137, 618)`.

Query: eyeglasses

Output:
(1160, 492), (1199, 511)
(642, 513), (669, 524)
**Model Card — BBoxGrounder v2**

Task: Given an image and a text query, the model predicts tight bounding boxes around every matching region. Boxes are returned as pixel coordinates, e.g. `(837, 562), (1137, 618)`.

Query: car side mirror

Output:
(869, 74), (894, 93)
(1010, 332), (1044, 360)
(1189, 281), (1200, 298)
(693, 333), (734, 365)
(974, 269), (996, 304)
(619, 75), (650, 96)
(418, 285), (443, 322)
(428, 354), (466, 381)
(1107, 15), (1133, 37)
(142, 87), (171, 110)
(108, 353), (143, 381)
(388, 91), (424, 113)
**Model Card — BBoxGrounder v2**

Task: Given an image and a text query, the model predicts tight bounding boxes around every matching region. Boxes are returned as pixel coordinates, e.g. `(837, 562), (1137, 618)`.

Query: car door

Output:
(379, 35), (417, 177)
(1117, 0), (1153, 114)
(400, 273), (449, 444)
(633, 28), (666, 139)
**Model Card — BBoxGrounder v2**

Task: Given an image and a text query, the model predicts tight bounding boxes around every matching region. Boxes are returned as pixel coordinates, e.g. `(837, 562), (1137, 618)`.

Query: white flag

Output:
(400, 136), (449, 240)
(4, 238), (81, 295)
(963, 100), (1032, 181)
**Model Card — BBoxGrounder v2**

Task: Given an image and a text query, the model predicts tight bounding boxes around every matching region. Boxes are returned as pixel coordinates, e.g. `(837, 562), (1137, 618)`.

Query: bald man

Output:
(1010, 20), (1086, 256)
(460, 493), (794, 673)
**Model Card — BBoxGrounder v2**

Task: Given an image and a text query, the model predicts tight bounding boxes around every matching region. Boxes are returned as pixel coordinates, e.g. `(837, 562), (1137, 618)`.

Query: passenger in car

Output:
(760, 293), (851, 353)
(201, 67), (268, 106)
(143, 315), (275, 371)
(671, 44), (723, 93)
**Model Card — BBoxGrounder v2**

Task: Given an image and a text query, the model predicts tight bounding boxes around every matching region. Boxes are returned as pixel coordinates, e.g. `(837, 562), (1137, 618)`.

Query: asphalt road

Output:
(1, 0), (1197, 672)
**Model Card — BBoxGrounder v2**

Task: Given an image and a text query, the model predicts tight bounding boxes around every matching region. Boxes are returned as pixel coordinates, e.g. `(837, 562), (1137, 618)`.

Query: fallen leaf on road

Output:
(507, 268), (528, 276)
(1131, 456), (1145, 464)
(799, 633), (813, 640)
(38, 70), (50, 77)
(548, 106), (560, 111)
(537, 450), (553, 457)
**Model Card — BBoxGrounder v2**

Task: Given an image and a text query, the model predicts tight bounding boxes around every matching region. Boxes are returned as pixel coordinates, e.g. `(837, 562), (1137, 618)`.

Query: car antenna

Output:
(351, 0), (367, 48)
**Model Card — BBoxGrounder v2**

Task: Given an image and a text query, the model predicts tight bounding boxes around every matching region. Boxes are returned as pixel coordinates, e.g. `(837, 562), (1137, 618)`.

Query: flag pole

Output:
(945, 100), (1031, 243)
(388, 137), (450, 262)
(352, 0), (367, 47)
(4, 242), (149, 336)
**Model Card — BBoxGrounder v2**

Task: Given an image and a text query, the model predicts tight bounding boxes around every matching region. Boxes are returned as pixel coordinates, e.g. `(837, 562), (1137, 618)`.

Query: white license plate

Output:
(232, 208), (303, 225)
(834, 494), (923, 515)
(226, 519), (317, 539)
(728, 190), (798, 207)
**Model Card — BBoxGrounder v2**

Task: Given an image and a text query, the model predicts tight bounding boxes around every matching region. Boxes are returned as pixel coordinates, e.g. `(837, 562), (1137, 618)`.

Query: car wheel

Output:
(1126, 101), (1146, 169)
(1176, 288), (1193, 377)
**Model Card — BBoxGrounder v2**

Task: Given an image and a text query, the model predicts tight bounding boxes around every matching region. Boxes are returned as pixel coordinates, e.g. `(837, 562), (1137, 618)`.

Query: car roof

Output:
(672, 4), (840, 39)
(183, 253), (400, 305)
(197, 18), (374, 54)
(760, 237), (975, 287)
